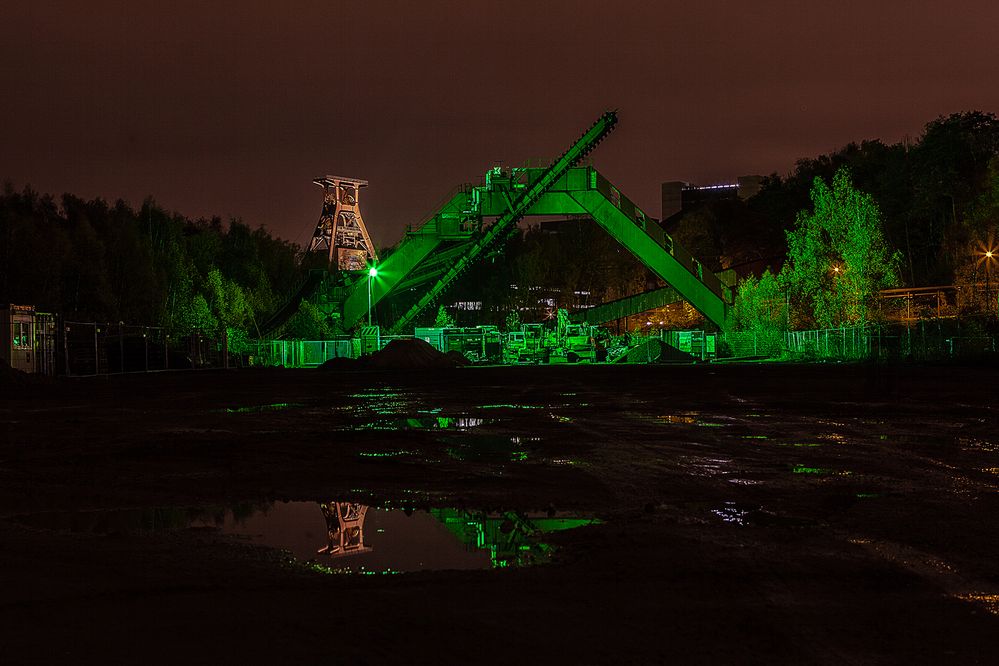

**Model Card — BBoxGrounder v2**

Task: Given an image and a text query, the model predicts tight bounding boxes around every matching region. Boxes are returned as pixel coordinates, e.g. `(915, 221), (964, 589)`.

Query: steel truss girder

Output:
(332, 115), (731, 333)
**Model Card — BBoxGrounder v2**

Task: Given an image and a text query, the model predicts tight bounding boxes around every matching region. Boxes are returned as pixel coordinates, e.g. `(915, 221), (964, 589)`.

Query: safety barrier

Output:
(723, 322), (998, 361)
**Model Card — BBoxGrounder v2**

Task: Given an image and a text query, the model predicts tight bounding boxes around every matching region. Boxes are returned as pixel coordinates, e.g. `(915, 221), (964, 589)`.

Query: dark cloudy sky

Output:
(2, 1), (998, 246)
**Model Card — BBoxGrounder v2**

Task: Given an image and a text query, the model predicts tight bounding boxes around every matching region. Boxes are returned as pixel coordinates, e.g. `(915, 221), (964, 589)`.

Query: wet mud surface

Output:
(1, 363), (998, 663)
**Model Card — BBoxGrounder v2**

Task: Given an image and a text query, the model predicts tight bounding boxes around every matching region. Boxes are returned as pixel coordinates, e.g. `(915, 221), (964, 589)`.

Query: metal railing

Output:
(61, 322), (226, 376)
(723, 322), (997, 361)
(785, 326), (872, 359)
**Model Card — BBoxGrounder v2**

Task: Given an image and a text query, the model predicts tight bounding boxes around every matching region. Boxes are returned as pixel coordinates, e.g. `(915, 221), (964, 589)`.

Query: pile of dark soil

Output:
(614, 338), (665, 363)
(614, 338), (696, 364)
(0, 360), (39, 386)
(444, 350), (471, 366)
(317, 338), (467, 371)
(316, 356), (360, 371)
(366, 338), (461, 370)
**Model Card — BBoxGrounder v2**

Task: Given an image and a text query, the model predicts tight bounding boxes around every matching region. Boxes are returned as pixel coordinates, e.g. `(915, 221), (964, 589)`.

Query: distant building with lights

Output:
(661, 175), (763, 224)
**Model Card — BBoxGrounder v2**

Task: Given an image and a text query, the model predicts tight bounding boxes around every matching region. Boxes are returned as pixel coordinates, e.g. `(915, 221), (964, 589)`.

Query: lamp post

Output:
(367, 265), (378, 326)
(986, 250), (994, 314)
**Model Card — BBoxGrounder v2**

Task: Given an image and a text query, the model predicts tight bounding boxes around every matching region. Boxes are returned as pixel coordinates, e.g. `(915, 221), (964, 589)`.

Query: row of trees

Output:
(0, 186), (301, 344)
(659, 112), (999, 342)
(731, 168), (904, 349)
(670, 111), (999, 287)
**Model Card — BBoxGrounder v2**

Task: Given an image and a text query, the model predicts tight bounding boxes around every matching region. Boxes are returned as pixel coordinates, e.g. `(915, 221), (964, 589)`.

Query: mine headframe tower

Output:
(318, 501), (371, 557)
(307, 176), (378, 271)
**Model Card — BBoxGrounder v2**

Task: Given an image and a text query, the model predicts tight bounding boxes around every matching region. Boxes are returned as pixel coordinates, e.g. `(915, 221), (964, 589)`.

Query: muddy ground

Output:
(1, 363), (998, 664)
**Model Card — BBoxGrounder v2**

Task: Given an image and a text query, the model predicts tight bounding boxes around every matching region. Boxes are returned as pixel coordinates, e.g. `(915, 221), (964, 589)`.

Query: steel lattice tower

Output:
(307, 176), (378, 271)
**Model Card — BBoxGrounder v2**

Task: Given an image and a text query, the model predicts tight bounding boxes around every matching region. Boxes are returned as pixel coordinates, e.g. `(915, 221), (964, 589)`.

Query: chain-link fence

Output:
(785, 326), (873, 360)
(723, 321), (998, 362)
(254, 338), (355, 367)
(61, 322), (226, 376)
(252, 334), (432, 367)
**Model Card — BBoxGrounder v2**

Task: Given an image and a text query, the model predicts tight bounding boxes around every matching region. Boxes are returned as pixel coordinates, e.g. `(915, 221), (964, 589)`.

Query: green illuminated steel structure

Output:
(568, 285), (683, 326)
(269, 112), (732, 335)
(378, 111), (619, 334)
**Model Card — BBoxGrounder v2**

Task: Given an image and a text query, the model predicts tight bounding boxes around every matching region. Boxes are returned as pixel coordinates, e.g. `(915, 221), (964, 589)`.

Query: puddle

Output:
(629, 412), (736, 428)
(217, 402), (304, 414)
(444, 435), (538, 463)
(961, 438), (999, 453)
(956, 593), (999, 616)
(357, 450), (418, 459)
(356, 434), (542, 464)
(791, 465), (850, 476)
(10, 501), (599, 572)
(477, 404), (543, 410)
(712, 502), (753, 525)
(710, 502), (814, 528)
(355, 416), (490, 431)
(346, 391), (417, 416)
(680, 455), (734, 477)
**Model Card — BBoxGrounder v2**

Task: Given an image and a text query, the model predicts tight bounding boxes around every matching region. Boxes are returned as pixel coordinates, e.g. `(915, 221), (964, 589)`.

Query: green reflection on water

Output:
(357, 450), (414, 458)
(431, 508), (600, 568)
(792, 465), (833, 475)
(358, 416), (488, 431)
(219, 402), (303, 414)
(478, 404), (543, 410)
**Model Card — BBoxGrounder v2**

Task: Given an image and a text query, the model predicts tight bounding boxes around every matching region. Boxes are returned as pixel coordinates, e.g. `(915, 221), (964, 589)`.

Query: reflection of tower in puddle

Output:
(318, 502), (372, 557)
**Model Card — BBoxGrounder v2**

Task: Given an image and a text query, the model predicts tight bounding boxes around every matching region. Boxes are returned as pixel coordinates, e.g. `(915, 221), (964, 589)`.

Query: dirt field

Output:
(1, 363), (998, 664)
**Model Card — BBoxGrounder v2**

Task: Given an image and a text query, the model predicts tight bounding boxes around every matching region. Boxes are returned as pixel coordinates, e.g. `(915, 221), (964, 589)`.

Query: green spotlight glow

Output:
(368, 266), (378, 277)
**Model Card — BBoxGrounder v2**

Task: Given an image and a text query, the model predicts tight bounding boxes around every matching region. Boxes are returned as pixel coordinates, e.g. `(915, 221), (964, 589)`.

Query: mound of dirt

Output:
(614, 338), (695, 364)
(0, 360), (58, 396)
(317, 339), (467, 371)
(444, 350), (471, 367)
(0, 359), (34, 386)
(365, 338), (461, 370)
(317, 357), (361, 371)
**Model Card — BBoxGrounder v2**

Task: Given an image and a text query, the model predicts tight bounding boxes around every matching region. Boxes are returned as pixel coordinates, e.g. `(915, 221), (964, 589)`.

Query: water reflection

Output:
(307, 502), (599, 571)
(218, 403), (304, 414)
(11, 501), (599, 573)
(356, 416), (488, 431)
(318, 502), (371, 557)
(444, 436), (535, 463)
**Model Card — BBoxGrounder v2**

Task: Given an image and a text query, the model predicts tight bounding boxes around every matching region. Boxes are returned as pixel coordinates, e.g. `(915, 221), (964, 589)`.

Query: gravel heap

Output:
(318, 338), (468, 371)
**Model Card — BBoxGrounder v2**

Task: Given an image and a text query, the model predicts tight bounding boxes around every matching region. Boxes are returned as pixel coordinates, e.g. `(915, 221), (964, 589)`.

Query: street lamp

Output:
(984, 249), (995, 314)
(367, 265), (378, 326)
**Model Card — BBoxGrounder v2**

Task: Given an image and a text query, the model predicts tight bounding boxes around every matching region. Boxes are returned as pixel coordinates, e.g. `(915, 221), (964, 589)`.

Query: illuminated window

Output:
(12, 322), (32, 350)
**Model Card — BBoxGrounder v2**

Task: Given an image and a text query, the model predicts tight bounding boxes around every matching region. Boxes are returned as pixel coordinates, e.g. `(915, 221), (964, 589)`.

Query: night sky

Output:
(3, 1), (998, 247)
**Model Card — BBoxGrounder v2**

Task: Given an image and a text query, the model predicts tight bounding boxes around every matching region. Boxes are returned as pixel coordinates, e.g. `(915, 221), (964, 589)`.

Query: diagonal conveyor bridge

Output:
(269, 112), (732, 335)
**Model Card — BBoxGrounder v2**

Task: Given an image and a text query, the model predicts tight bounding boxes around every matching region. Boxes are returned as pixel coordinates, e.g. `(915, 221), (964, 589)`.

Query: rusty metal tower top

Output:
(307, 175), (378, 271)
